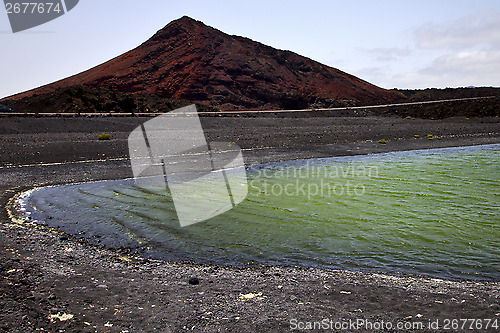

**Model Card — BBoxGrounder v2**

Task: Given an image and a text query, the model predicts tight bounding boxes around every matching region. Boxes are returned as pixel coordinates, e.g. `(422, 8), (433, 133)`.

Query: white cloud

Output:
(361, 50), (500, 89)
(364, 10), (500, 88)
(426, 49), (500, 75)
(416, 10), (500, 49)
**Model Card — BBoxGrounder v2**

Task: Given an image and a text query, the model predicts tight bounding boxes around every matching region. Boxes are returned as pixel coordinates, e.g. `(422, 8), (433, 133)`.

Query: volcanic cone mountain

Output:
(4, 16), (405, 110)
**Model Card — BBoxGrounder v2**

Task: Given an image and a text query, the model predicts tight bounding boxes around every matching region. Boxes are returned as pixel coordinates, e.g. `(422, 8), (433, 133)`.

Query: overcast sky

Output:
(1, 0), (499, 99)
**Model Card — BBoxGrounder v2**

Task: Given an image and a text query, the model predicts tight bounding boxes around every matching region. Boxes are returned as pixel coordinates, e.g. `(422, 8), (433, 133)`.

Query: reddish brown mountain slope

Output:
(4, 16), (405, 110)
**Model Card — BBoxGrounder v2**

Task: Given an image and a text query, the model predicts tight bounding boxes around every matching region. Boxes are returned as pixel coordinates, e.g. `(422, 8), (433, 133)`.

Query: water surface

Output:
(20, 144), (500, 280)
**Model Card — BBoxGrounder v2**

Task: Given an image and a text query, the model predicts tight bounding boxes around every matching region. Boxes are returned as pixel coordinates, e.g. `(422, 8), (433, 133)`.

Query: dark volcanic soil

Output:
(0, 115), (499, 332)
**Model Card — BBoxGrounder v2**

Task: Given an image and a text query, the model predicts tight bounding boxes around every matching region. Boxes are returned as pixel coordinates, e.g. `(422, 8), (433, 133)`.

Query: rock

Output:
(188, 277), (200, 285)
(240, 293), (264, 300)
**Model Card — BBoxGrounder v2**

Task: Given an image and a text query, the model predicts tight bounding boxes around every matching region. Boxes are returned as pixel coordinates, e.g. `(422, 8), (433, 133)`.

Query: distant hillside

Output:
(0, 86), (217, 114)
(2, 16), (404, 110)
(366, 96), (500, 119)
(395, 87), (500, 101)
(2, 85), (498, 119)
(2, 16), (498, 118)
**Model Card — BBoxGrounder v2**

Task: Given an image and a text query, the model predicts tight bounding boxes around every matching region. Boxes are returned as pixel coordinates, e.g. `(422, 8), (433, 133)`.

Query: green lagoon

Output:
(21, 144), (500, 280)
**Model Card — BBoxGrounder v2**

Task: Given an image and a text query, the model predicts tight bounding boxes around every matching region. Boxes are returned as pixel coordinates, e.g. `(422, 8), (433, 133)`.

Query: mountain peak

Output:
(167, 15), (204, 29)
(2, 17), (405, 110)
(150, 16), (207, 41)
(176, 15), (199, 24)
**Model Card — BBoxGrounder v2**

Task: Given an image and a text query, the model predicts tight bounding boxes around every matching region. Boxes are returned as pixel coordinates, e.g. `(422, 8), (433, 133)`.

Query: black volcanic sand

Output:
(0, 115), (499, 332)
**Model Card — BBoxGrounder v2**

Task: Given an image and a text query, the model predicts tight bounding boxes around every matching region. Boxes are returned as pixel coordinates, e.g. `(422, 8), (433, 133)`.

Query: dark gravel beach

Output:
(1, 115), (499, 332)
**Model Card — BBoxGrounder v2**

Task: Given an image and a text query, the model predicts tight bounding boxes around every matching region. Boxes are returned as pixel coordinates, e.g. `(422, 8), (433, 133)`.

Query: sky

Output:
(1, 0), (500, 99)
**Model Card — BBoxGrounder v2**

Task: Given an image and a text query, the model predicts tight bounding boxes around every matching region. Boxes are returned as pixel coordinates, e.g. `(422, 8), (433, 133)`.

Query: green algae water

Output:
(20, 144), (499, 280)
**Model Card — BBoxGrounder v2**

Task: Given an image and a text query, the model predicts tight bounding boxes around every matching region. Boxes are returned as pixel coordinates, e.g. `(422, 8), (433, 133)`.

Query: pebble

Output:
(188, 277), (200, 285)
